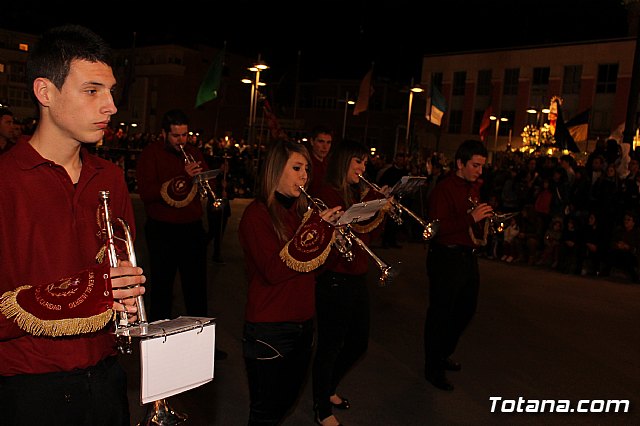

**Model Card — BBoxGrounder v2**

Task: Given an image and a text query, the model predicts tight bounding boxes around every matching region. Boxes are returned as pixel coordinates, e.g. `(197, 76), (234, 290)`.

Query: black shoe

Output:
(331, 395), (351, 410)
(425, 371), (454, 391)
(443, 357), (462, 371)
(315, 412), (344, 426)
(215, 349), (228, 360)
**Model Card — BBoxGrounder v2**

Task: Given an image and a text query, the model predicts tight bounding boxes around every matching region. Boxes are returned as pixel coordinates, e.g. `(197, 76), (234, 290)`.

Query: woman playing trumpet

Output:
(238, 139), (340, 426)
(312, 139), (391, 426)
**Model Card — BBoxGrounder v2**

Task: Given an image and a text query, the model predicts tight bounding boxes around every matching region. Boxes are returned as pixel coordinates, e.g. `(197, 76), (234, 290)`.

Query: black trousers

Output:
(424, 244), (479, 375)
(243, 320), (314, 426)
(0, 356), (129, 426)
(145, 217), (208, 321)
(312, 272), (369, 420)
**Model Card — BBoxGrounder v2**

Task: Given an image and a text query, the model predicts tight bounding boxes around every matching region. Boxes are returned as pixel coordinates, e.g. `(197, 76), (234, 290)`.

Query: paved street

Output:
(122, 197), (640, 426)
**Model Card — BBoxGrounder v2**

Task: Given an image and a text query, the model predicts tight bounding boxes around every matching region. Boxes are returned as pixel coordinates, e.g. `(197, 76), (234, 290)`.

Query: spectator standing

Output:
(0, 24), (145, 425)
(0, 107), (16, 154)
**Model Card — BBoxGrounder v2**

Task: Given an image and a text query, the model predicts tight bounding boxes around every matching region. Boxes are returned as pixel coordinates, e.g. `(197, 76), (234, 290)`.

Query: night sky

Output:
(1, 0), (630, 84)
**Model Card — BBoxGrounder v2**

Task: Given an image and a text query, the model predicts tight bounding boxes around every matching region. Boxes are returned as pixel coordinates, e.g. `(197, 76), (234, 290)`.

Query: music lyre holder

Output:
(389, 176), (429, 199)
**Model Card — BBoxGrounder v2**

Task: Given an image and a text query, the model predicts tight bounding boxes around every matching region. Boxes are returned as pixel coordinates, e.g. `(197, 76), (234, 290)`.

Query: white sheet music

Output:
(336, 199), (387, 226)
(139, 317), (216, 404)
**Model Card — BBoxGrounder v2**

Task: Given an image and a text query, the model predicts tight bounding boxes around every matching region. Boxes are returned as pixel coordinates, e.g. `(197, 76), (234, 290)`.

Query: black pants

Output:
(424, 244), (479, 375)
(243, 320), (314, 426)
(0, 356), (129, 426)
(312, 272), (369, 420)
(145, 218), (208, 321)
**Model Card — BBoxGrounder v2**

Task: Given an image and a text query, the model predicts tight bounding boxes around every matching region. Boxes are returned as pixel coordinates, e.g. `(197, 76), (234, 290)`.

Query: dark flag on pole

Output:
(566, 108), (591, 142)
(195, 48), (225, 108)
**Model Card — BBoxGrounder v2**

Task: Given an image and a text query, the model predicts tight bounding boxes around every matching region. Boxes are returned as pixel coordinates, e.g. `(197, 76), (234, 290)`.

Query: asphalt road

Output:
(122, 197), (640, 426)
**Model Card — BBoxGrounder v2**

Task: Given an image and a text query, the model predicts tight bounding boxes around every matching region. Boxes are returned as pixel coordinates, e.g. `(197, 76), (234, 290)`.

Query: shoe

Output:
(443, 358), (462, 371)
(330, 395), (350, 410)
(212, 257), (226, 265)
(215, 349), (228, 360)
(425, 371), (454, 391)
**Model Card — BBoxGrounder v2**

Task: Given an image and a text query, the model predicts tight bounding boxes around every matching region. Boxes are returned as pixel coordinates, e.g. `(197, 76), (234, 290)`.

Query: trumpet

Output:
(357, 174), (440, 241)
(98, 190), (147, 354)
(178, 144), (224, 210)
(298, 186), (394, 287)
(467, 197), (518, 233)
(99, 191), (187, 425)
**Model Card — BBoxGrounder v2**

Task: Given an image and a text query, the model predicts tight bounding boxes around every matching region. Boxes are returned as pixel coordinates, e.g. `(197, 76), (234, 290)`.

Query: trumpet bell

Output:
(138, 399), (187, 426)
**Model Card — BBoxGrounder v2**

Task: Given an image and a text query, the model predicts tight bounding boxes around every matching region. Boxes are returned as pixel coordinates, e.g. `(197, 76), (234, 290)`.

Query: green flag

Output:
(195, 49), (224, 107)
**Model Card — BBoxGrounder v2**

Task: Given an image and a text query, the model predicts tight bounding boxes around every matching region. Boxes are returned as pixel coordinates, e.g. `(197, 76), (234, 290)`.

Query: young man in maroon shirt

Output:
(424, 139), (493, 391)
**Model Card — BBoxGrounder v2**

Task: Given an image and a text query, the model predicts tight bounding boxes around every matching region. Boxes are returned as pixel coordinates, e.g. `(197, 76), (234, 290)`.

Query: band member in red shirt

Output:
(424, 139), (493, 392)
(0, 25), (145, 424)
(239, 139), (340, 426)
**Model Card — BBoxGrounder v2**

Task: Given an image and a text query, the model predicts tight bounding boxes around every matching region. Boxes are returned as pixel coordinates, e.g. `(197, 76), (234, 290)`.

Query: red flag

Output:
(353, 68), (374, 116)
(479, 105), (493, 142)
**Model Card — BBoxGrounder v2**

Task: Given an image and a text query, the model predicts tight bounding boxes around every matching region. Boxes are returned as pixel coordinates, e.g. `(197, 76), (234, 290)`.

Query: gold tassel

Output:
(160, 179), (198, 208)
(0, 286), (113, 337)
(351, 209), (385, 234)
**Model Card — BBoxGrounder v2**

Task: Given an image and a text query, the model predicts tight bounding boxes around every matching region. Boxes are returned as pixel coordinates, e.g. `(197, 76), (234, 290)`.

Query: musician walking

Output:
(238, 140), (339, 425)
(136, 109), (210, 323)
(0, 25), (145, 424)
(312, 140), (389, 426)
(423, 139), (493, 391)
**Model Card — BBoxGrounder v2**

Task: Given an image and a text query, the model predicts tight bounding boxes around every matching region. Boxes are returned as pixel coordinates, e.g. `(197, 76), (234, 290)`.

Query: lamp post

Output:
(246, 56), (268, 147)
(490, 115), (509, 152)
(340, 92), (355, 139)
(405, 83), (424, 154)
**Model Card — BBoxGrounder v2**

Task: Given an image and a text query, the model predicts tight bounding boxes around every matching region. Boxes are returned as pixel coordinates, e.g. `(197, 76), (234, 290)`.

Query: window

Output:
(448, 109), (463, 134)
(477, 70), (492, 96)
(596, 63), (618, 94)
(503, 68), (519, 95)
(452, 71), (466, 96)
(531, 67), (550, 97)
(431, 72), (443, 91)
(562, 65), (582, 95)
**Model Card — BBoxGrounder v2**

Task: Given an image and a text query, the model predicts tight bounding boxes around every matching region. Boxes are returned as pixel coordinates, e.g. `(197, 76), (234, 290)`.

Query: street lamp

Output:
(490, 115), (509, 152)
(405, 83), (424, 154)
(246, 56), (269, 147)
(340, 92), (355, 139)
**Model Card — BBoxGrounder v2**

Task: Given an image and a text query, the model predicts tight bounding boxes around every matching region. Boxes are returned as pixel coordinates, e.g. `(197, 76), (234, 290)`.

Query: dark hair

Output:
(26, 25), (113, 92)
(161, 109), (189, 133)
(310, 124), (334, 140)
(455, 139), (488, 165)
(256, 139), (311, 242)
(0, 107), (13, 118)
(325, 139), (369, 206)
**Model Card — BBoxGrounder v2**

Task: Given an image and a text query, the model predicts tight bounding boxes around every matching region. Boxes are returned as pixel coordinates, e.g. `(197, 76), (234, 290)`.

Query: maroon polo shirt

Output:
(427, 171), (482, 248)
(0, 140), (134, 375)
(239, 199), (318, 323)
(136, 140), (207, 223)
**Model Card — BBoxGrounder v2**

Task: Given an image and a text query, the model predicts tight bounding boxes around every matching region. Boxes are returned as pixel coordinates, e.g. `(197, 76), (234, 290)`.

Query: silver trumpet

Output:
(357, 174), (439, 240)
(99, 190), (148, 354)
(298, 186), (394, 287)
(178, 144), (224, 210)
(467, 197), (518, 233)
(98, 191), (187, 426)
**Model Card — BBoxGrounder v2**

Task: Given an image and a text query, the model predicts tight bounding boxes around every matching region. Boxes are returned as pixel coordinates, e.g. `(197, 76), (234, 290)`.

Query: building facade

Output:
(419, 37), (640, 159)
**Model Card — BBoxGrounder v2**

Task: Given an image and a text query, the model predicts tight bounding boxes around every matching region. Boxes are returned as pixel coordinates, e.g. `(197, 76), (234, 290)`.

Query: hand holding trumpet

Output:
(469, 201), (494, 223)
(110, 261), (146, 324)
